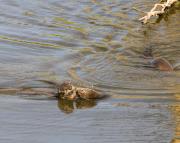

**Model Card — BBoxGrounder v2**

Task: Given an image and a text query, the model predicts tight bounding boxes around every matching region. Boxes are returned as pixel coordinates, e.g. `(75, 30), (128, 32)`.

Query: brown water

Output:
(0, 0), (180, 143)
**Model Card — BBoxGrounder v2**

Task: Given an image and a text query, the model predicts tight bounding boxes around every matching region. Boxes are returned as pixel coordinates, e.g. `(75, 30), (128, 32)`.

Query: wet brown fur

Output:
(29, 80), (105, 100)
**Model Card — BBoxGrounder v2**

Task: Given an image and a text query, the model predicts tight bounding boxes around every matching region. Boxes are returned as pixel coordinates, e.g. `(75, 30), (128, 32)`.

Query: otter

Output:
(36, 80), (105, 100)
(57, 81), (105, 100)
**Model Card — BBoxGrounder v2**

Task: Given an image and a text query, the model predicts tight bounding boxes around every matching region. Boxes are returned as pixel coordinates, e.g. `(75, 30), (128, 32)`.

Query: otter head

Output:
(58, 81), (77, 100)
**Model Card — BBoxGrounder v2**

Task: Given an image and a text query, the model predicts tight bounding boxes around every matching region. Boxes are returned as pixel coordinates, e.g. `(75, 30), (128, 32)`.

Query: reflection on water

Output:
(0, 0), (179, 142)
(58, 98), (96, 114)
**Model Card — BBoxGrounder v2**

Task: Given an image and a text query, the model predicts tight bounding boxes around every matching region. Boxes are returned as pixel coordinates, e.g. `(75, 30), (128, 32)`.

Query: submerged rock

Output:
(150, 57), (174, 71)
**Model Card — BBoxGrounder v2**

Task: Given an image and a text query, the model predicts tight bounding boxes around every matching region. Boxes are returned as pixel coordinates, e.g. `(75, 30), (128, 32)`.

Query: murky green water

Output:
(0, 0), (179, 143)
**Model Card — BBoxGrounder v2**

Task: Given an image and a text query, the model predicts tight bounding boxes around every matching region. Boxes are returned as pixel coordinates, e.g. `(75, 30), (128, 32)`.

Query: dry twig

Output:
(139, 0), (179, 24)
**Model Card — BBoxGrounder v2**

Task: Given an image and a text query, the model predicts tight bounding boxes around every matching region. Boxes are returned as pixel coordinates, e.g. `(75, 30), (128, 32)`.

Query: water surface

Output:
(0, 0), (180, 143)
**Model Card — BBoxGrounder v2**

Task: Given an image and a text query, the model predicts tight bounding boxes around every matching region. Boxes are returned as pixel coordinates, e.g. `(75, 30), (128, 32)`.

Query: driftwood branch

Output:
(139, 0), (179, 24)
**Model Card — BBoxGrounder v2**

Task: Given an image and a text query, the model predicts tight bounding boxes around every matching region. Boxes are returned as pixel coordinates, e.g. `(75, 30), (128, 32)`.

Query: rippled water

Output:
(0, 0), (179, 143)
